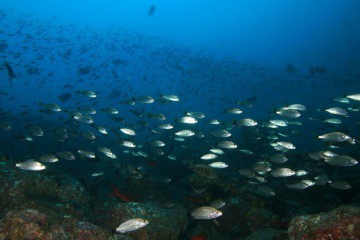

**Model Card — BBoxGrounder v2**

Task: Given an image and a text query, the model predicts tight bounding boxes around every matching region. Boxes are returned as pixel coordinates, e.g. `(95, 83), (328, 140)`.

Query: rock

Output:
(216, 197), (281, 237)
(288, 205), (360, 240)
(95, 202), (188, 240)
(0, 208), (111, 240)
(245, 228), (288, 240)
(0, 173), (91, 220)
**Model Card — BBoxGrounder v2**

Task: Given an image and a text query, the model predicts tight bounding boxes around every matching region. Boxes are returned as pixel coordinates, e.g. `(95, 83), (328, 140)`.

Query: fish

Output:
(119, 128), (136, 136)
(211, 129), (231, 138)
(39, 154), (58, 163)
(209, 200), (225, 209)
(210, 148), (224, 154)
(268, 154), (288, 163)
(324, 107), (348, 116)
(269, 120), (288, 127)
(225, 107), (242, 114)
(318, 132), (353, 143)
(4, 61), (15, 80)
(136, 95), (154, 104)
(217, 140), (237, 149)
(77, 90), (96, 98)
(270, 168), (295, 177)
(330, 180), (351, 189)
(148, 5), (156, 16)
(323, 118), (342, 124)
(175, 130), (195, 137)
(111, 184), (133, 203)
(176, 116), (197, 124)
(119, 141), (136, 148)
(161, 94), (180, 102)
(186, 112), (205, 119)
(91, 172), (105, 177)
(325, 155), (358, 166)
(77, 150), (96, 159)
(16, 160), (46, 171)
(208, 161), (228, 168)
(346, 93), (360, 101)
(56, 151), (75, 160)
(58, 93), (72, 103)
(191, 206), (223, 219)
(191, 233), (208, 240)
(236, 118), (258, 127)
(156, 123), (173, 130)
(189, 164), (218, 179)
(275, 141), (296, 150)
(276, 108), (301, 118)
(286, 180), (315, 189)
(116, 218), (149, 233)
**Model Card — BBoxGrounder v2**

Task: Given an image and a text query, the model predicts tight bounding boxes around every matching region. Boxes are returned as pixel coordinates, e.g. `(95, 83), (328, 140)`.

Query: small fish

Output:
(269, 154), (288, 163)
(176, 116), (197, 124)
(210, 148), (224, 154)
(325, 107), (348, 116)
(295, 170), (308, 176)
(269, 120), (288, 127)
(120, 141), (136, 148)
(318, 132), (353, 143)
(236, 118), (257, 127)
(208, 161), (228, 168)
(325, 155), (358, 166)
(239, 149), (253, 155)
(191, 206), (222, 219)
(276, 108), (301, 118)
(4, 61), (15, 80)
(330, 180), (351, 189)
(217, 140), (237, 149)
(78, 90), (96, 98)
(323, 118), (342, 124)
(78, 150), (95, 159)
(40, 103), (61, 112)
(346, 93), (360, 101)
(16, 160), (46, 171)
(157, 123), (173, 130)
(39, 154), (58, 163)
(56, 151), (75, 160)
(91, 172), (105, 177)
(270, 168), (295, 177)
(211, 129), (231, 138)
(186, 111), (205, 119)
(286, 180), (315, 189)
(175, 130), (195, 137)
(73, 114), (94, 124)
(286, 104), (307, 111)
(119, 128), (136, 136)
(209, 200), (225, 209)
(102, 107), (118, 115)
(161, 94), (180, 102)
(116, 218), (148, 233)
(225, 107), (242, 114)
(111, 184), (133, 203)
(148, 5), (156, 16)
(275, 141), (296, 150)
(136, 95), (154, 104)
(208, 119), (221, 125)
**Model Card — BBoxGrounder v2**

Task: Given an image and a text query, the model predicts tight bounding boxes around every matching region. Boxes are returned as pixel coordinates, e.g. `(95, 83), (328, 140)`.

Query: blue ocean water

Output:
(0, 1), (360, 239)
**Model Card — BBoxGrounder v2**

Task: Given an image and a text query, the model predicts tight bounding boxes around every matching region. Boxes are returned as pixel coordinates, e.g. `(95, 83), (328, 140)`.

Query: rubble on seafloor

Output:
(1, 160), (360, 239)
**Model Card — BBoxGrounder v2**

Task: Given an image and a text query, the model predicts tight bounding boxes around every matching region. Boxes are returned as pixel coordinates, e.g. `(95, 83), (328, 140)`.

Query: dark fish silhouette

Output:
(4, 61), (14, 80)
(58, 93), (72, 103)
(148, 5), (156, 16)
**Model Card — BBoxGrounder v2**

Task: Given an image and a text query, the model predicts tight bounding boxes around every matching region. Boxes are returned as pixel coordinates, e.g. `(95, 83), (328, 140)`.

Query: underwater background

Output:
(1, 1), (360, 239)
